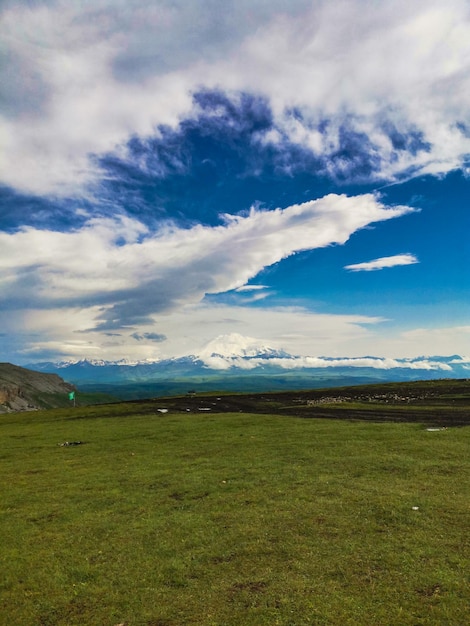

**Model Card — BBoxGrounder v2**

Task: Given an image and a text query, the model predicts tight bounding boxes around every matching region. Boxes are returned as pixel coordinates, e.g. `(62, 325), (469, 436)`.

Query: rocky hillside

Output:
(0, 363), (76, 413)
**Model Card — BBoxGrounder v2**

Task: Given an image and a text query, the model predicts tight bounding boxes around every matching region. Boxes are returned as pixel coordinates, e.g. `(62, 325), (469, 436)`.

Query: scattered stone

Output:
(58, 441), (83, 447)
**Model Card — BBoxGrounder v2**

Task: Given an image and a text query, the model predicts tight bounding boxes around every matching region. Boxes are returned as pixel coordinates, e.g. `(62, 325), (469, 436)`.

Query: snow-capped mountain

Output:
(49, 357), (159, 368)
(26, 334), (470, 394)
(199, 333), (285, 358)
(198, 333), (289, 369)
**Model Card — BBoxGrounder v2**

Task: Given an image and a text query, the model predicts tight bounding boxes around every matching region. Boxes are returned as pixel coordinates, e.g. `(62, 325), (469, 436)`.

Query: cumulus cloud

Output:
(200, 354), (452, 372)
(344, 253), (419, 272)
(2, 0), (470, 194)
(0, 193), (414, 329)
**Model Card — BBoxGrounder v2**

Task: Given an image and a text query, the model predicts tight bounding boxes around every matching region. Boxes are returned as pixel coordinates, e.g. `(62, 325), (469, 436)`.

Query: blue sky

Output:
(0, 0), (469, 364)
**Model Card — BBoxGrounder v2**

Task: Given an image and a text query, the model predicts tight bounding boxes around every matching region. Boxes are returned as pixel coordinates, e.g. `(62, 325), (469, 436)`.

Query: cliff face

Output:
(0, 383), (20, 405)
(0, 363), (76, 412)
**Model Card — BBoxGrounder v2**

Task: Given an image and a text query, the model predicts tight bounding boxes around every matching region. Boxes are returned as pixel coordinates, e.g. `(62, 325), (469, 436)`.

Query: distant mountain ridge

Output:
(25, 334), (470, 397)
(0, 363), (76, 412)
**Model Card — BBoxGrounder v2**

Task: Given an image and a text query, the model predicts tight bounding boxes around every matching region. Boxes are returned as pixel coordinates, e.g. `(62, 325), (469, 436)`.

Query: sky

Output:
(1, 0), (469, 365)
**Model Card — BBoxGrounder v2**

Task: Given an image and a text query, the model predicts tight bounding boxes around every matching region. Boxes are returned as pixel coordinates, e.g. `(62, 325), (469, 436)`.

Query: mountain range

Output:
(26, 334), (470, 399)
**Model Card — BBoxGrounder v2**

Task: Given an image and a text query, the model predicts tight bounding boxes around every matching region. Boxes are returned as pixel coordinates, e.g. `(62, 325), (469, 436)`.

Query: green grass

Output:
(1, 404), (469, 625)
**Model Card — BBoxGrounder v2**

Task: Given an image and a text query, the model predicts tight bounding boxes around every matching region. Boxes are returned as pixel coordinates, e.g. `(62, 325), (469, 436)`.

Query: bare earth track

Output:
(118, 379), (470, 427)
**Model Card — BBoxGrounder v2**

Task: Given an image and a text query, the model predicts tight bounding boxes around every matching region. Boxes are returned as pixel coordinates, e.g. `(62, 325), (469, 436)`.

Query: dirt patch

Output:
(134, 379), (470, 426)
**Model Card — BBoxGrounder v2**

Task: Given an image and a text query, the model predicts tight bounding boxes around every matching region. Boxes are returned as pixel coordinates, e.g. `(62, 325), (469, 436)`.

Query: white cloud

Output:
(194, 332), (448, 370)
(1, 189), (416, 363)
(348, 324), (470, 359)
(2, 0), (470, 194)
(12, 302), (466, 366)
(344, 253), (419, 272)
(0, 193), (414, 328)
(235, 285), (269, 292)
(270, 356), (451, 371)
(397, 325), (470, 356)
(2, 1), (468, 367)
(0, 1), (195, 194)
(199, 353), (452, 372)
(7, 301), (384, 364)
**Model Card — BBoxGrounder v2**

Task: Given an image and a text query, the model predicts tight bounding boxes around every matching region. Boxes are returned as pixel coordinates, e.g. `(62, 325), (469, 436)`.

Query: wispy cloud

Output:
(235, 285), (269, 292)
(0, 194), (414, 330)
(344, 253), (419, 272)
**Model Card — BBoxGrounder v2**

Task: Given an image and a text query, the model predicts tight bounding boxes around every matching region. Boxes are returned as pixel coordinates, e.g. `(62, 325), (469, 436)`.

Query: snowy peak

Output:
(24, 338), (470, 383)
(198, 333), (288, 360)
(49, 357), (160, 368)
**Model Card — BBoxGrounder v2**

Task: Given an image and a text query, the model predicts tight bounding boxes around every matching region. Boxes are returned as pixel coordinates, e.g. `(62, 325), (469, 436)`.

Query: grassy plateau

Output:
(1, 380), (469, 625)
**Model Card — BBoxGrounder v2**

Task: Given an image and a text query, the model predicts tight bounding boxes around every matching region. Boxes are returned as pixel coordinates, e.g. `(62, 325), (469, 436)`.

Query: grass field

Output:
(1, 396), (469, 625)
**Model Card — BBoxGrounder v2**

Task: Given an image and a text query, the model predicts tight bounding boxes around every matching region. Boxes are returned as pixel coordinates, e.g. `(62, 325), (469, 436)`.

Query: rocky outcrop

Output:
(0, 363), (76, 413)
(0, 383), (21, 406)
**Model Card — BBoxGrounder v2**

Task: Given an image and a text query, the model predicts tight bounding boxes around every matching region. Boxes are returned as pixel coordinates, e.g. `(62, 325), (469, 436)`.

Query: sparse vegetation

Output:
(0, 363), (115, 413)
(1, 380), (469, 625)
